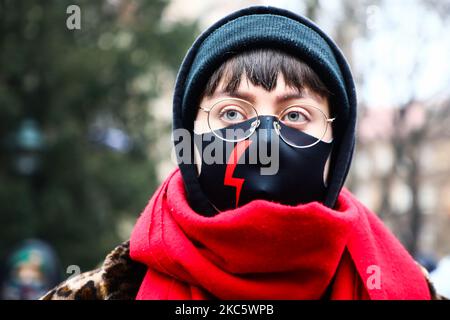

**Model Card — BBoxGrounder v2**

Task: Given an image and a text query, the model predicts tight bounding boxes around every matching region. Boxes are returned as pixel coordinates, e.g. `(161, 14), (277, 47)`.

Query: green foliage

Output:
(0, 0), (199, 272)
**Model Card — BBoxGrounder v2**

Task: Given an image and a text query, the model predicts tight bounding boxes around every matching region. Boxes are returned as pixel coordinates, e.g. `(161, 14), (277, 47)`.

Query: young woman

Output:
(41, 5), (442, 300)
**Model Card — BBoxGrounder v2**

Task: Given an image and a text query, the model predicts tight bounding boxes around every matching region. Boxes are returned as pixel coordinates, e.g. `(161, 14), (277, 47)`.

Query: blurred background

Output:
(0, 0), (449, 299)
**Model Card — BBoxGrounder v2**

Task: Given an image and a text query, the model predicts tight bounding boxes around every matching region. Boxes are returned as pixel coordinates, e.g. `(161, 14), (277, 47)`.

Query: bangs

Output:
(202, 48), (332, 100)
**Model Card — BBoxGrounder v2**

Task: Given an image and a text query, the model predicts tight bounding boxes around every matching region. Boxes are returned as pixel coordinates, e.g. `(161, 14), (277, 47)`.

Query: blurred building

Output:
(348, 96), (450, 257)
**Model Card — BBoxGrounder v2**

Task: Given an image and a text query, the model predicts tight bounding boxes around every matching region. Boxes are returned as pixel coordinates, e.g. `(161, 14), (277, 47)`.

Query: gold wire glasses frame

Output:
(199, 97), (336, 148)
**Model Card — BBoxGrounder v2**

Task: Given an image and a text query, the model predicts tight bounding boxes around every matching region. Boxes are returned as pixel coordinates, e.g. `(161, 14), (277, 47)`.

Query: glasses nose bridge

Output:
(251, 114), (282, 137)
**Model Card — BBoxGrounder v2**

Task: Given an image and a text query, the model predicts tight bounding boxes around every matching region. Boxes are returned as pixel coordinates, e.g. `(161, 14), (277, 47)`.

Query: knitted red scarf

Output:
(129, 169), (430, 300)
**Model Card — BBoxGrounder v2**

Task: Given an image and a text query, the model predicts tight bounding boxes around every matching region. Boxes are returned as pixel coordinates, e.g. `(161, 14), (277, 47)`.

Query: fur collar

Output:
(40, 241), (146, 300)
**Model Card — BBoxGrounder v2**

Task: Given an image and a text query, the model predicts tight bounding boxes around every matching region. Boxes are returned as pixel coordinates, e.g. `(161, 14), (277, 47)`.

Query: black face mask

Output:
(194, 116), (333, 212)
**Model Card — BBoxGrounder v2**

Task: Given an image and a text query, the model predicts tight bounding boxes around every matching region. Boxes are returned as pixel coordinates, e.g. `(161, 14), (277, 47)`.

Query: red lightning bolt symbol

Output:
(224, 139), (253, 207)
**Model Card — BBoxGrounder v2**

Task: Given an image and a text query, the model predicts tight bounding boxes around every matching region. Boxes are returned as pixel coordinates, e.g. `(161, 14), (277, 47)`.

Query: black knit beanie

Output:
(172, 5), (357, 216)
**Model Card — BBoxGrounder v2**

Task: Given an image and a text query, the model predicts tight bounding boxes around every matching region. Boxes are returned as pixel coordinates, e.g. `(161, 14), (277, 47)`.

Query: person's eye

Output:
(219, 108), (245, 122)
(282, 111), (308, 123)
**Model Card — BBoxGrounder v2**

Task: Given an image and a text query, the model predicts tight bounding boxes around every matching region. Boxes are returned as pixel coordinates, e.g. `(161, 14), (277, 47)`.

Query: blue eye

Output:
(219, 108), (245, 122)
(225, 110), (239, 120)
(284, 111), (307, 122)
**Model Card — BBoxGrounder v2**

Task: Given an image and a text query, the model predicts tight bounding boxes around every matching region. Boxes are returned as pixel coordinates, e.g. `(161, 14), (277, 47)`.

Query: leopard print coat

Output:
(40, 240), (446, 300)
(40, 241), (146, 300)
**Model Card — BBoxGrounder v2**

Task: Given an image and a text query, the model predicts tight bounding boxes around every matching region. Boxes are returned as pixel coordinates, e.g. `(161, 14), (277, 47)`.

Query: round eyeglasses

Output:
(199, 98), (335, 148)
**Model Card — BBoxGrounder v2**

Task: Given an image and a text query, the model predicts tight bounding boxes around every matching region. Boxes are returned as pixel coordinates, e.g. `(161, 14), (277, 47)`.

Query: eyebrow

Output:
(212, 89), (305, 104)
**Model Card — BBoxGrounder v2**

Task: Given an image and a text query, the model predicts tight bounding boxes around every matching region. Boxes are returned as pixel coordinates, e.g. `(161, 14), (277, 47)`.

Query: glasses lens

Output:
(277, 105), (329, 148)
(207, 98), (259, 141)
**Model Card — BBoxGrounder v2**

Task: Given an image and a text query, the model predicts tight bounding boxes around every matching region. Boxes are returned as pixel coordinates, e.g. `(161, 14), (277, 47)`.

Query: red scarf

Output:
(129, 169), (430, 300)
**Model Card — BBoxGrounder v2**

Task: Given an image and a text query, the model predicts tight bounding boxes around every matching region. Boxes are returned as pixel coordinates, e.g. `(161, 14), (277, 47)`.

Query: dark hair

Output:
(201, 48), (332, 104)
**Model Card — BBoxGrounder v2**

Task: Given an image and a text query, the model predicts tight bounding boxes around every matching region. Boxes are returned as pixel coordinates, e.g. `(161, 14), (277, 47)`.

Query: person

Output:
(41, 5), (444, 300)
(2, 239), (61, 300)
